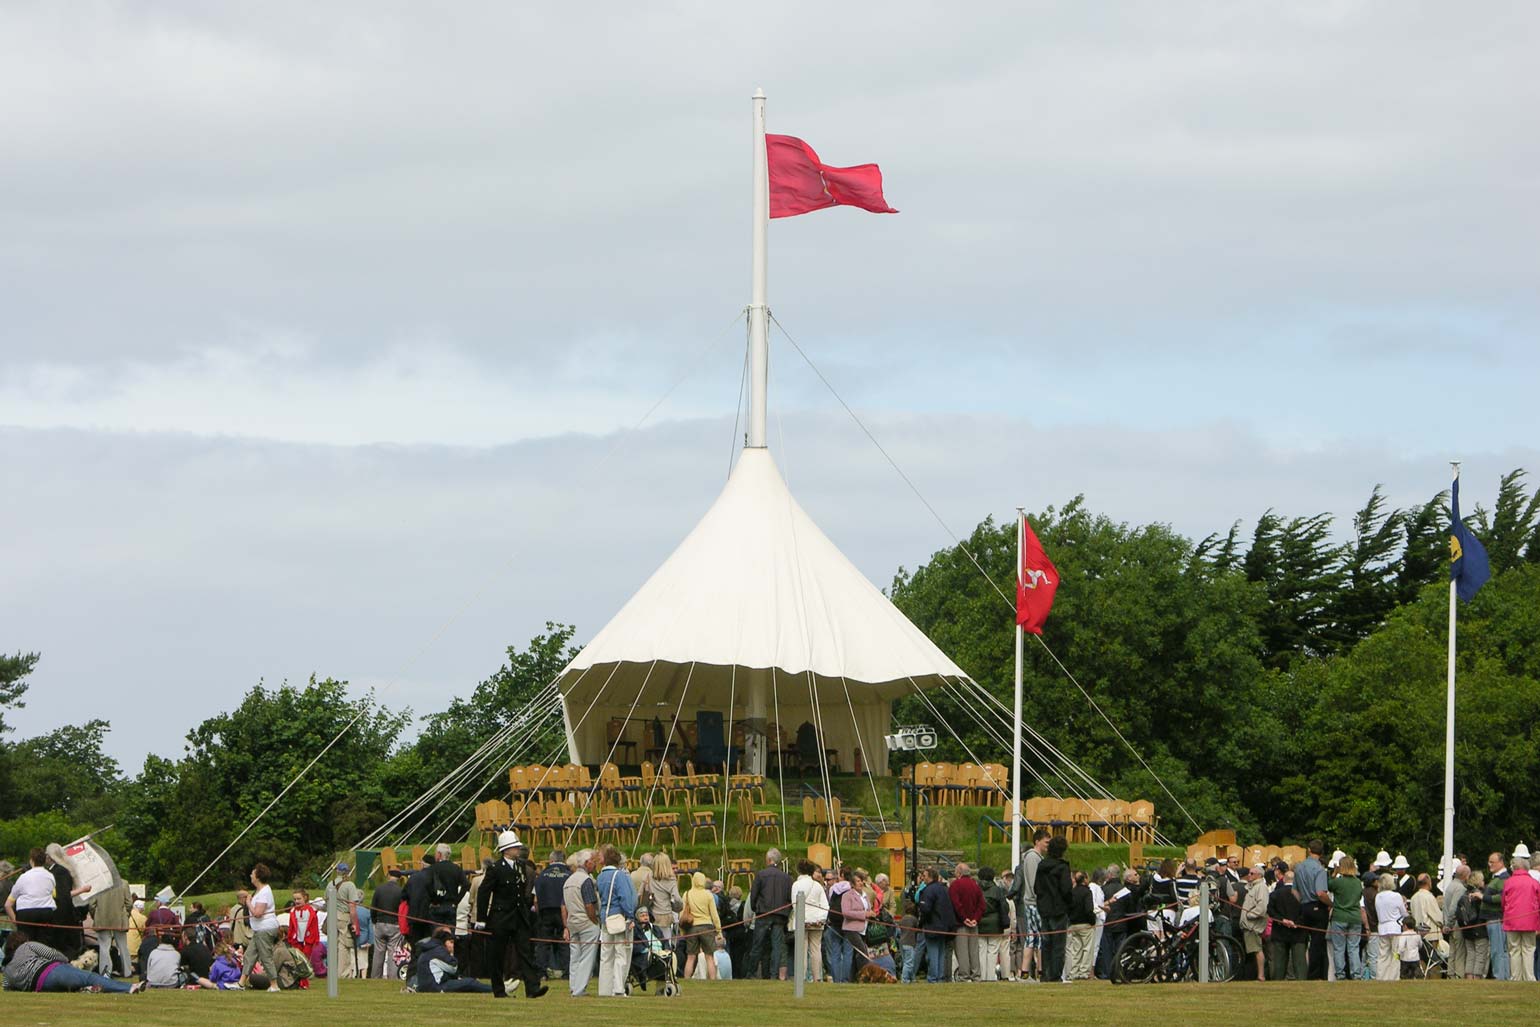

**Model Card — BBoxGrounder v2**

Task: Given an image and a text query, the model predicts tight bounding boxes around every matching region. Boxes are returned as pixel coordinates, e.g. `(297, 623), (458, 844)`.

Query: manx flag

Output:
(1016, 517), (1059, 635)
(1450, 476), (1491, 602)
(767, 134), (897, 218)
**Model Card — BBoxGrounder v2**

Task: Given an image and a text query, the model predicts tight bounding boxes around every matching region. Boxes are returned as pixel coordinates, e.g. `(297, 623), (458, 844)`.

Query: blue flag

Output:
(1450, 477), (1491, 602)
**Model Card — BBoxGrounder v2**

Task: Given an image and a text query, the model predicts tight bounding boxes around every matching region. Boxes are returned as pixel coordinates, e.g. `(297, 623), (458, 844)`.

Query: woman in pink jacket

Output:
(1501, 856), (1540, 982)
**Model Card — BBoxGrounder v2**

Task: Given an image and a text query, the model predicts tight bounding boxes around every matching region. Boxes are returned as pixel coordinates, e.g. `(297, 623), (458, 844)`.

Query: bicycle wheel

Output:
(1213, 942), (1250, 979)
(1113, 931), (1162, 984)
(1210, 937), (1239, 982)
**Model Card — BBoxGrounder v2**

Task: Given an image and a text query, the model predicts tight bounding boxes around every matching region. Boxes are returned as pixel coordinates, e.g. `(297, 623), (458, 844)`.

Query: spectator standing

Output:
(1007, 828), (1049, 982)
(747, 849), (791, 980)
(1293, 839), (1331, 980)
(562, 849), (601, 997)
(1461, 871), (1488, 978)
(1266, 868), (1307, 981)
(286, 888), (321, 963)
(1089, 869), (1110, 979)
(534, 849), (571, 980)
(917, 867), (957, 983)
(898, 897), (921, 983)
(90, 880), (132, 978)
(826, 870), (852, 982)
(1326, 854), (1364, 982)
(841, 869), (875, 977)
(1035, 835), (1074, 984)
(790, 858), (829, 982)
(127, 897), (147, 965)
(1373, 874), (1408, 981)
(369, 871), (404, 979)
(1484, 851), (1510, 979)
(241, 865), (279, 989)
(404, 853), (435, 946)
(649, 853), (684, 940)
(1409, 873), (1442, 935)
(333, 862), (366, 978)
(976, 866), (1007, 982)
(428, 843), (470, 936)
(43, 844), (89, 958)
(1502, 855), (1540, 981)
(1065, 871), (1095, 981)
(1442, 863), (1470, 979)
(1239, 864), (1269, 981)
(948, 863), (984, 982)
(594, 844), (637, 998)
(722, 885), (750, 979)
(680, 871), (723, 980)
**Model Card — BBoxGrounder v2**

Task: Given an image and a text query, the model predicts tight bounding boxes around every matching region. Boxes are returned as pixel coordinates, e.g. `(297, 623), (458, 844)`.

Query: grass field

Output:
(1, 978), (1535, 1027)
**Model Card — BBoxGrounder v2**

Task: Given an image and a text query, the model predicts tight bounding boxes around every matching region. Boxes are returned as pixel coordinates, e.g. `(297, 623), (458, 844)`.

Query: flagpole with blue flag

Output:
(1443, 463), (1492, 886)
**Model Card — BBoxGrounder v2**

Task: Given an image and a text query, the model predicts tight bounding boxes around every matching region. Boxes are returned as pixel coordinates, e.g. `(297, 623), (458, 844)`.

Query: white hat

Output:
(1514, 843), (1532, 860)
(1374, 850), (1392, 868)
(1217, 857), (1228, 865)
(1330, 850), (1346, 867)
(496, 830), (522, 852)
(1391, 854), (1410, 870)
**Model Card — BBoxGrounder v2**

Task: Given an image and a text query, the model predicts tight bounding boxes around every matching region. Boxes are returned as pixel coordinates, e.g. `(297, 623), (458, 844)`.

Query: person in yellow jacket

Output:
(680, 872), (723, 980)
(126, 897), (147, 971)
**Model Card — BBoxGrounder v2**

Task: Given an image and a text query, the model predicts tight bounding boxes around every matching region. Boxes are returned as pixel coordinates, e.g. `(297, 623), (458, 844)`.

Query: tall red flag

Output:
(766, 134), (897, 218)
(1016, 517), (1059, 635)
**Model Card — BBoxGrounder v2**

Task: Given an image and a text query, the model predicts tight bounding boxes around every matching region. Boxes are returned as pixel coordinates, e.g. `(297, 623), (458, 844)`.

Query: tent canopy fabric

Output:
(559, 447), (966, 768)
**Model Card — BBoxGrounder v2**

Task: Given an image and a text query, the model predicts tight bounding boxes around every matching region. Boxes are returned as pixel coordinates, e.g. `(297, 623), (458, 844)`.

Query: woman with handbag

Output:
(595, 845), (637, 997)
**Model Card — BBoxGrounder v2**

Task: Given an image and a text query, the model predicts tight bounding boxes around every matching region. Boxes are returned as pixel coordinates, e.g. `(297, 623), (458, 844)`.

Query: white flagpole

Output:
(1011, 509), (1025, 872)
(747, 88), (769, 449)
(1442, 461), (1459, 886)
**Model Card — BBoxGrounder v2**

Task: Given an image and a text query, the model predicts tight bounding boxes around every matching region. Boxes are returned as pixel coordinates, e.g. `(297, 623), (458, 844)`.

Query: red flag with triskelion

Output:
(1016, 517), (1059, 635)
(767, 134), (898, 218)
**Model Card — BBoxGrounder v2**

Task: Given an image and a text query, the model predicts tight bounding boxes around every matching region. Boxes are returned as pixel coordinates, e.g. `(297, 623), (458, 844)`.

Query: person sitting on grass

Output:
(270, 933), (316, 990)
(209, 940), (243, 989)
(415, 927), (493, 993)
(144, 933), (221, 989)
(3, 930), (147, 994)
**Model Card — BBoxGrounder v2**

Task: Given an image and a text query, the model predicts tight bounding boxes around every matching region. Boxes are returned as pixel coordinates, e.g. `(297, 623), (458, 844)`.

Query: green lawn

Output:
(1, 978), (1535, 1027)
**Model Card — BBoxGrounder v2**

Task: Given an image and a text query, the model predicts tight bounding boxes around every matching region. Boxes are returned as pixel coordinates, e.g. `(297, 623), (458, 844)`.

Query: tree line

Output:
(2, 470), (1537, 886)
(890, 468), (1540, 868)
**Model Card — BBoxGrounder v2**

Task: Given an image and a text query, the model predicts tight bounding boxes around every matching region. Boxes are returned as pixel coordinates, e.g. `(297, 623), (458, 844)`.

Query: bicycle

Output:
(1111, 909), (1239, 984)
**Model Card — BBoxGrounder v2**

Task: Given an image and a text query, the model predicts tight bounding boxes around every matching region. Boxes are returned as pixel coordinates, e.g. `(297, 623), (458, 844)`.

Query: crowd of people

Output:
(7, 828), (1540, 995)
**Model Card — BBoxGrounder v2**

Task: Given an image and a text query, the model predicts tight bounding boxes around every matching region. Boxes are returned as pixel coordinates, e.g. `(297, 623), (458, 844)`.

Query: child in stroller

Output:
(630, 907), (680, 996)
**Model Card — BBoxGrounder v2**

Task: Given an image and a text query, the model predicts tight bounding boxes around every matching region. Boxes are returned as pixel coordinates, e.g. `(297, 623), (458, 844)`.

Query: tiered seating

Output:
(650, 811), (681, 846)
(727, 773), (766, 803)
(802, 796), (841, 844)
(977, 796), (1159, 844)
(736, 794), (781, 843)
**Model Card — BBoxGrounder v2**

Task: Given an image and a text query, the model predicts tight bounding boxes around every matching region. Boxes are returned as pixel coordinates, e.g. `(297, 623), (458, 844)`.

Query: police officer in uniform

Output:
(476, 832), (548, 999)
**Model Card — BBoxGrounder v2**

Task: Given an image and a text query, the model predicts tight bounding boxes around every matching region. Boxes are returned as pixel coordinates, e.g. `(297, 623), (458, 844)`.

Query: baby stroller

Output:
(1414, 928), (1450, 980)
(629, 919), (680, 997)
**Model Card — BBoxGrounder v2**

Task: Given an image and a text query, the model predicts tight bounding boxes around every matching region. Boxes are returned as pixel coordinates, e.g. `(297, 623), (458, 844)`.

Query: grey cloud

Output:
(5, 419), (1533, 764)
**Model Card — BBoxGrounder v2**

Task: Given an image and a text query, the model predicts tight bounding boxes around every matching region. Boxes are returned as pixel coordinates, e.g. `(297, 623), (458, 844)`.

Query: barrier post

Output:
(793, 892), (806, 998)
(325, 880), (340, 998)
(1198, 878), (1211, 984)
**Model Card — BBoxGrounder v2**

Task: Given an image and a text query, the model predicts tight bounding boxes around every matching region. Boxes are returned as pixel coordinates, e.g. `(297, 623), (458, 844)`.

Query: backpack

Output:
(826, 887), (845, 931)
(1456, 891), (1481, 928)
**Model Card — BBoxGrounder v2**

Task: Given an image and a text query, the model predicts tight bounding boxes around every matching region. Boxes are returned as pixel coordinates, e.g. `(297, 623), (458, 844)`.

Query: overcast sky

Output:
(3, 2), (1536, 766)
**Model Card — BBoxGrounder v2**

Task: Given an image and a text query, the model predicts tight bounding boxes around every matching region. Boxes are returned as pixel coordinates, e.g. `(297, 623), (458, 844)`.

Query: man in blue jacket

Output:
(918, 867), (957, 983)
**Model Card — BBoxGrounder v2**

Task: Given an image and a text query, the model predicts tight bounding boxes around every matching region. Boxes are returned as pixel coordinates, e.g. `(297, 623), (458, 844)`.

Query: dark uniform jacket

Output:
(534, 861), (571, 912)
(477, 858), (537, 932)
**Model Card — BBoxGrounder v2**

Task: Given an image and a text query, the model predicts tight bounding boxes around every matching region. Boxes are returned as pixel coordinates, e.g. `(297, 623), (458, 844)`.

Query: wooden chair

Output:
(836, 811), (863, 845)
(410, 845), (427, 866)
(686, 760), (721, 805)
(650, 811), (682, 847)
(675, 858), (701, 877)
(1128, 800), (1156, 844)
(378, 846), (400, 877)
(728, 773), (765, 804)
(738, 795), (781, 843)
(460, 844), (478, 870)
(660, 764), (692, 809)
(478, 845), (493, 865)
(727, 858), (755, 892)
(690, 810), (719, 844)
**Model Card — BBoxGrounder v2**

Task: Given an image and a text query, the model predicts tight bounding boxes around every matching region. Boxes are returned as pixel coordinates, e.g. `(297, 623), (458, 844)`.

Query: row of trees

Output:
(0, 627), (575, 889)
(890, 469), (1540, 867)
(3, 471), (1537, 885)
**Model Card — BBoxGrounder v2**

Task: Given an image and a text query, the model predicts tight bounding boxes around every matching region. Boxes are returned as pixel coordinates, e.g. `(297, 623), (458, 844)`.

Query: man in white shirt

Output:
(789, 858), (830, 982)
(4, 848), (58, 945)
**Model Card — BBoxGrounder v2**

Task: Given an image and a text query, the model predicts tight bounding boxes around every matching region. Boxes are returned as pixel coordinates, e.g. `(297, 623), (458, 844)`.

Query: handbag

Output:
(680, 899), (695, 928)
(603, 869), (626, 935)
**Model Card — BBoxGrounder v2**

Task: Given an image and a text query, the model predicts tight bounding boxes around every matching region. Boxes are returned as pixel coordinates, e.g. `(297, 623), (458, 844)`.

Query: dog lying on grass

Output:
(856, 963), (898, 984)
